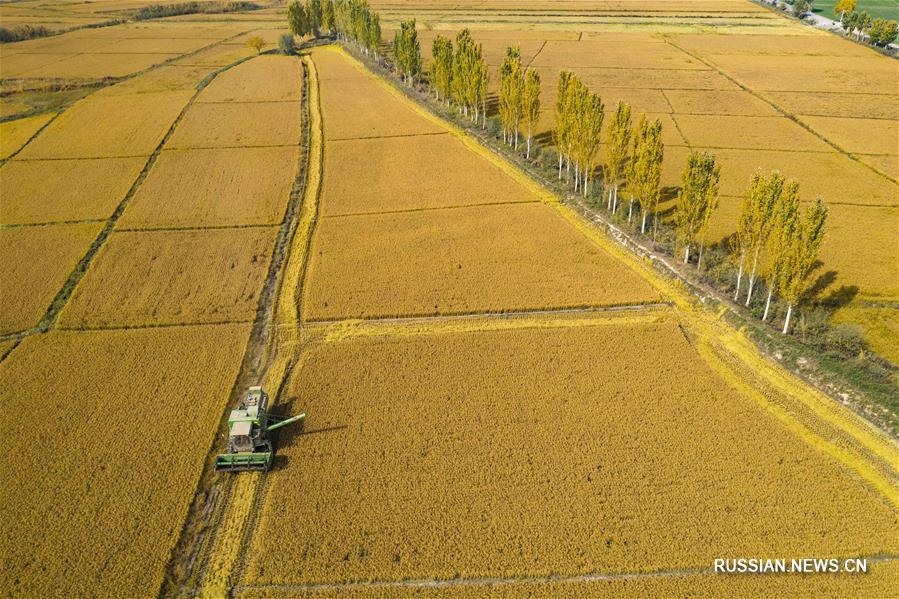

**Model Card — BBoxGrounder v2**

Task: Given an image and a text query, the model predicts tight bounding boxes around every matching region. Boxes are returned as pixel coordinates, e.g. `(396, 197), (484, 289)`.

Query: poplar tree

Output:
(499, 46), (524, 148)
(732, 172), (779, 303)
(452, 29), (486, 123)
(288, 1), (309, 37)
(675, 151), (720, 266)
(763, 180), (800, 322)
(366, 12), (380, 58)
(522, 69), (540, 159)
(430, 35), (453, 102)
(834, 0), (856, 20)
(393, 19), (420, 84)
(604, 101), (632, 213)
(628, 117), (664, 238)
(476, 55), (489, 128)
(321, 0), (334, 34)
(553, 71), (573, 180)
(779, 199), (828, 334)
(305, 0), (322, 36)
(579, 92), (604, 197)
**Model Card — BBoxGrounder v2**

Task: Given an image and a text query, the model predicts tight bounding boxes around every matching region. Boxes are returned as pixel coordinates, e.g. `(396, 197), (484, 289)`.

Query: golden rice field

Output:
(304, 202), (659, 320)
(0, 223), (100, 335)
(0, 323), (252, 598)
(0, 157), (145, 225)
(16, 90), (192, 159)
(243, 320), (897, 587)
(0, 112), (53, 158)
(166, 101), (301, 148)
(118, 146), (298, 228)
(59, 228), (277, 328)
(1, 2), (897, 597)
(237, 564), (899, 598)
(321, 134), (534, 215)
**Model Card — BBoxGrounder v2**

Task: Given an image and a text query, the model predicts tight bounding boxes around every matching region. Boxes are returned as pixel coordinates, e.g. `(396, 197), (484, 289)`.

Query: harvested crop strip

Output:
(303, 202), (659, 320)
(16, 91), (193, 159)
(166, 102), (301, 149)
(59, 228), (277, 328)
(117, 146), (298, 228)
(316, 73), (443, 140)
(0, 323), (251, 597)
(0, 223), (101, 335)
(0, 157), (145, 225)
(244, 322), (898, 587)
(321, 134), (535, 216)
(198, 55), (303, 103)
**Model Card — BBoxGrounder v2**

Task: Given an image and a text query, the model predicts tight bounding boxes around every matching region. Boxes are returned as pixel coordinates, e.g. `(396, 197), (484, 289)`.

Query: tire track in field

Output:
(189, 53), (325, 598)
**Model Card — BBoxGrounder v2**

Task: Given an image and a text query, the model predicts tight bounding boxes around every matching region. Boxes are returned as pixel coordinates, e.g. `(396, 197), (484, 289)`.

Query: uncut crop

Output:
(166, 101), (300, 149)
(245, 321), (898, 586)
(0, 324), (251, 598)
(0, 157), (145, 225)
(17, 91), (193, 159)
(59, 228), (278, 328)
(0, 223), (101, 335)
(0, 113), (54, 159)
(198, 55), (303, 103)
(303, 202), (660, 320)
(118, 146), (299, 228)
(321, 134), (534, 216)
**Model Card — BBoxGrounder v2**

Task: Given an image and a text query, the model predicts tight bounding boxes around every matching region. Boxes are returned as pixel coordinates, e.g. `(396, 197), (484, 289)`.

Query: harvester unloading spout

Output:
(214, 386), (306, 472)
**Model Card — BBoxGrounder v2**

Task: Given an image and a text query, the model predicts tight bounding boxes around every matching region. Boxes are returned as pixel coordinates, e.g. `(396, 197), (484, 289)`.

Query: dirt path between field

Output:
(159, 54), (319, 598)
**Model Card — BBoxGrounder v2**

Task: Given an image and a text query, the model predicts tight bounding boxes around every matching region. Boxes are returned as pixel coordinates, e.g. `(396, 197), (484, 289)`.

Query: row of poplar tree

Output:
(287, 0), (381, 56)
(285, 12), (829, 335)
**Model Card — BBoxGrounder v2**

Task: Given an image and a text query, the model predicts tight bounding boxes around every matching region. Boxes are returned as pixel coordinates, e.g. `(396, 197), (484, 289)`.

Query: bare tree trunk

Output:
(628, 198), (634, 223)
(697, 241), (704, 271)
(734, 254), (745, 301)
(607, 188), (612, 210)
(558, 154), (563, 179)
(763, 288), (773, 321)
(684, 245), (690, 264)
(641, 210), (647, 234)
(583, 172), (588, 197)
(782, 304), (793, 334)
(745, 246), (761, 307)
(526, 136), (531, 159)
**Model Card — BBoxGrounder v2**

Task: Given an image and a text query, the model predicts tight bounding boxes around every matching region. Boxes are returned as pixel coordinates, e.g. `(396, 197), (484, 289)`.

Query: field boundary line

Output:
(301, 302), (672, 326)
(326, 44), (898, 503)
(114, 223), (277, 232)
(322, 198), (541, 218)
(0, 110), (61, 165)
(0, 218), (107, 230)
(327, 130), (448, 142)
(234, 554), (899, 593)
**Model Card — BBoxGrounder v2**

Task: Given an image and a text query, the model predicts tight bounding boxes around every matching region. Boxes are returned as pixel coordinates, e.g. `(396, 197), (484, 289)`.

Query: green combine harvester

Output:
(214, 386), (306, 472)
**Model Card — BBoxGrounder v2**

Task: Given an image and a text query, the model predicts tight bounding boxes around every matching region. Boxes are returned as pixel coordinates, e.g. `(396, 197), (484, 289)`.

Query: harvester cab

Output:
(214, 386), (306, 472)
